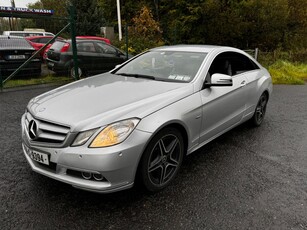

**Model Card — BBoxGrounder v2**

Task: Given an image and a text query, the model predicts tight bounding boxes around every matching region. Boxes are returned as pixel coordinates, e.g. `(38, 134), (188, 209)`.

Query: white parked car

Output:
(21, 45), (272, 193)
(3, 30), (54, 37)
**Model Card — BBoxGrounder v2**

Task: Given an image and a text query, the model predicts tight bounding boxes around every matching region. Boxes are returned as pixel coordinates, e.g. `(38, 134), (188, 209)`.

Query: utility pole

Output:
(116, 0), (122, 41)
(10, 0), (16, 30)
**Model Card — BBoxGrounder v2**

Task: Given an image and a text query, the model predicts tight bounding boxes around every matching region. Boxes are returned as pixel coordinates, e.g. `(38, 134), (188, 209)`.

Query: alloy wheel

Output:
(140, 128), (184, 192)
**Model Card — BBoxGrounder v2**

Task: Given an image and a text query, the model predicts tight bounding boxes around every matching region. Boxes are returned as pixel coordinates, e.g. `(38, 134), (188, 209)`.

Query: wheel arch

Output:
(263, 89), (270, 101)
(144, 122), (189, 156)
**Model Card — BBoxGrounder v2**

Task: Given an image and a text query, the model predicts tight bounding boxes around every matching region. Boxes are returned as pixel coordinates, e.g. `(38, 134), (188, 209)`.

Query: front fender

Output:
(136, 92), (202, 153)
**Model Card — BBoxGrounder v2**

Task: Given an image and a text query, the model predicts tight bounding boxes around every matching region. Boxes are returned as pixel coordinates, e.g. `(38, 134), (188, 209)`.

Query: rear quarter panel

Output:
(243, 68), (272, 119)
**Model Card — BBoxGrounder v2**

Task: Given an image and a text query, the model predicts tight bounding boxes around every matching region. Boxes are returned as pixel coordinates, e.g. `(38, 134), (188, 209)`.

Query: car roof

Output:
(151, 45), (231, 53)
(0, 35), (24, 39)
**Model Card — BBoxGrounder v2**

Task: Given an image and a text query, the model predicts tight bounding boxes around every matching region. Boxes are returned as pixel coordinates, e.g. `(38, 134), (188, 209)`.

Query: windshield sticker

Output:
(168, 75), (191, 81)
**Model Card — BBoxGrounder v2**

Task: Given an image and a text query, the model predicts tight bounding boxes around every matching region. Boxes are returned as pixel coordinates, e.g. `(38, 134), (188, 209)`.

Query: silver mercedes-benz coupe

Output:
(21, 45), (272, 193)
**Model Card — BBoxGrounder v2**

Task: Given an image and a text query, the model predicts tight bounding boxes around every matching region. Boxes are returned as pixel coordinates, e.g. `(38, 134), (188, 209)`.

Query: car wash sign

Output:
(0, 6), (54, 16)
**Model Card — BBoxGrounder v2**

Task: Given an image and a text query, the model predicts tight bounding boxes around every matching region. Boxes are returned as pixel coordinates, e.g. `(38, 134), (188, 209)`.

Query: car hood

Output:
(28, 73), (194, 132)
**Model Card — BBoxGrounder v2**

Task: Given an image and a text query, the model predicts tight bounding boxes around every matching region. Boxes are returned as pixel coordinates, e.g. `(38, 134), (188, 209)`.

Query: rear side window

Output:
(39, 37), (52, 44)
(77, 42), (96, 52)
(10, 32), (25, 37)
(230, 52), (259, 75)
(50, 41), (66, 51)
(96, 42), (117, 54)
(29, 38), (40, 43)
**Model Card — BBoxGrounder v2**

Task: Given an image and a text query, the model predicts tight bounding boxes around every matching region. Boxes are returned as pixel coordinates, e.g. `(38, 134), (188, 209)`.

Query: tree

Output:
(100, 0), (307, 51)
(286, 0), (307, 49)
(70, 0), (105, 35)
(127, 6), (164, 54)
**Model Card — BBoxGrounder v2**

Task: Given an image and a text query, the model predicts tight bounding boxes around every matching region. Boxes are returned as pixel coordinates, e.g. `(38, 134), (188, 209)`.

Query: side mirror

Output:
(204, 73), (233, 88)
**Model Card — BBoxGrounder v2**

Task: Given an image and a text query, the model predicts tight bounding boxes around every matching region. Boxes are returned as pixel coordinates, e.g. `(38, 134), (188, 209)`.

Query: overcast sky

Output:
(1, 0), (38, 8)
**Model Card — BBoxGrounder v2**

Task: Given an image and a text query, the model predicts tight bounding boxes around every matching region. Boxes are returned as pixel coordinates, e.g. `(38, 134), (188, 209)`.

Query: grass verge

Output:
(3, 75), (72, 89)
(267, 61), (307, 85)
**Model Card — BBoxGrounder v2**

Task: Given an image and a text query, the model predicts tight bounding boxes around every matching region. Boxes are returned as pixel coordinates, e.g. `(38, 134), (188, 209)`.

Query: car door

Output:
(199, 52), (248, 143)
(95, 41), (126, 73)
(76, 41), (98, 72)
(230, 53), (262, 118)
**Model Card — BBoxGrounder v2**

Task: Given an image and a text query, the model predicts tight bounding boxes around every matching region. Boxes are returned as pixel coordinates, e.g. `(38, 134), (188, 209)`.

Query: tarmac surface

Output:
(1, 84), (307, 229)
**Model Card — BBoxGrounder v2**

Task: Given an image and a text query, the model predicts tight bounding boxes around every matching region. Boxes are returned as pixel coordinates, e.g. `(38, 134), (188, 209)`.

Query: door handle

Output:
(240, 80), (246, 87)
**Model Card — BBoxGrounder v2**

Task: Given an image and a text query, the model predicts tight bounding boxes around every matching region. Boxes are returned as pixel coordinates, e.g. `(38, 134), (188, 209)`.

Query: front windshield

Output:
(115, 50), (207, 82)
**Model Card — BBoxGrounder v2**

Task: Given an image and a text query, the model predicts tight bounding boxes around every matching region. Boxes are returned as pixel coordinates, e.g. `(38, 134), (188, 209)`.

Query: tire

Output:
(139, 127), (184, 192)
(70, 66), (83, 79)
(251, 93), (268, 126)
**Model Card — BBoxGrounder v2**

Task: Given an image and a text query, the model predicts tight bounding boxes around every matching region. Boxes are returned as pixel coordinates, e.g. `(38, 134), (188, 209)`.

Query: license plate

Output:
(8, 55), (26, 59)
(29, 150), (49, 165)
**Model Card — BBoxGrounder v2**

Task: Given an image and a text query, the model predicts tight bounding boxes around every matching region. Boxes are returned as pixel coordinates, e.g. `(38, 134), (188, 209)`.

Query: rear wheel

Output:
(70, 66), (83, 79)
(139, 128), (184, 192)
(251, 93), (268, 126)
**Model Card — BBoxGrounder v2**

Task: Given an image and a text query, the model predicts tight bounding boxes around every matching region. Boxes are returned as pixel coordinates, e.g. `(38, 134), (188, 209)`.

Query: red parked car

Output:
(25, 36), (64, 59)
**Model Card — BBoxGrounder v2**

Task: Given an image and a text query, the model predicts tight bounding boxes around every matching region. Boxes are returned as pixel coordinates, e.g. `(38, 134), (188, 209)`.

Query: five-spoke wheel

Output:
(140, 128), (184, 192)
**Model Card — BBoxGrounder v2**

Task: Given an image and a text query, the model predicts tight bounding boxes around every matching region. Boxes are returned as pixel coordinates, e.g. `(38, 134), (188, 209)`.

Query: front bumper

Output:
(21, 114), (152, 193)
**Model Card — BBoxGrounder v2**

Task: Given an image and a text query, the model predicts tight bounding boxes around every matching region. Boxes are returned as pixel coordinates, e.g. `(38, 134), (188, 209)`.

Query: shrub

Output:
(268, 60), (307, 84)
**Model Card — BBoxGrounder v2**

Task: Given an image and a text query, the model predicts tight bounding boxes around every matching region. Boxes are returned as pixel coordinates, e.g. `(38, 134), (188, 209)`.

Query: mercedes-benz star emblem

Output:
(29, 120), (38, 140)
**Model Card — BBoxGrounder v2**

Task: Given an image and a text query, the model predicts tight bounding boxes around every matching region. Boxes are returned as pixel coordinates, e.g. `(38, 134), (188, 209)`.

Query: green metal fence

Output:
(0, 5), (79, 91)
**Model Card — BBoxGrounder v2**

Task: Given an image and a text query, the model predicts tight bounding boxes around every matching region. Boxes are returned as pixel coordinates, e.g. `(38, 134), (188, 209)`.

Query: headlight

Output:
(71, 128), (99, 146)
(90, 118), (140, 148)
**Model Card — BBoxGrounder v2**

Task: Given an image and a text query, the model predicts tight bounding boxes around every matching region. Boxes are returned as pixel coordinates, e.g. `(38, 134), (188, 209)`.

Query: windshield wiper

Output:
(116, 73), (156, 80)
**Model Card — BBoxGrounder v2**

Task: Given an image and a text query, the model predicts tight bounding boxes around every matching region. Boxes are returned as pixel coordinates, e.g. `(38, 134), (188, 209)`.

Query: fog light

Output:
(81, 172), (92, 180)
(93, 173), (104, 181)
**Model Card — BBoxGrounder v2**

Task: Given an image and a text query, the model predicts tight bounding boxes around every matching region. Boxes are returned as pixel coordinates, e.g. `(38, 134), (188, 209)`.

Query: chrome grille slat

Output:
(39, 122), (70, 134)
(39, 133), (66, 141)
(25, 111), (70, 145)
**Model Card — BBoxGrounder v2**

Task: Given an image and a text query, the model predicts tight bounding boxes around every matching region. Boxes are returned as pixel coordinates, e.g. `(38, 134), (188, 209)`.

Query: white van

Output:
(2, 31), (55, 37)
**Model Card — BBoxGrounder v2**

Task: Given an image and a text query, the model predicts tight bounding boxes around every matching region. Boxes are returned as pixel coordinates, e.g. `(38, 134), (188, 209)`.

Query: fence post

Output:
(125, 24), (128, 60)
(255, 48), (259, 60)
(69, 5), (78, 80)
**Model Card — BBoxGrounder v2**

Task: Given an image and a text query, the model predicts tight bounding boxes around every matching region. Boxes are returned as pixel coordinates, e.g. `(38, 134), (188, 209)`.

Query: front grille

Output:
(25, 112), (70, 145)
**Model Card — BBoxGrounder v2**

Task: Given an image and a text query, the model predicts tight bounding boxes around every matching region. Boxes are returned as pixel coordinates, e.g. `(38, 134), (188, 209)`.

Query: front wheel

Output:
(139, 128), (184, 192)
(251, 93), (268, 126)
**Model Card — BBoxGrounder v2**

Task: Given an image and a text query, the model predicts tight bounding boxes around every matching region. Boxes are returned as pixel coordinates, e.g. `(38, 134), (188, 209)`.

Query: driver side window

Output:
(208, 54), (232, 76)
(205, 52), (232, 83)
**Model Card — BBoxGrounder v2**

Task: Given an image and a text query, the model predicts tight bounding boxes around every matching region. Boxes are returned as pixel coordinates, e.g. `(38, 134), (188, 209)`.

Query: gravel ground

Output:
(0, 84), (307, 229)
